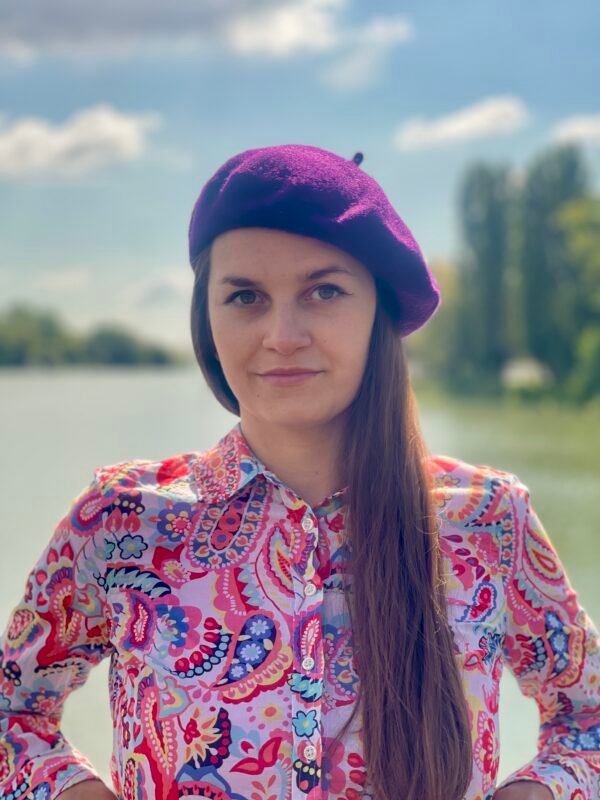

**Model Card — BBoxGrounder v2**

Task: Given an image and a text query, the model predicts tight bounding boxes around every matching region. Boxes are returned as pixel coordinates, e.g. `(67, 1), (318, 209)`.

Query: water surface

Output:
(1, 368), (598, 788)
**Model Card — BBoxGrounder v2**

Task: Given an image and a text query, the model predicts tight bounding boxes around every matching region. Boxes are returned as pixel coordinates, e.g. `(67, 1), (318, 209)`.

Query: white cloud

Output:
(0, 39), (36, 65)
(225, 3), (415, 91)
(354, 14), (414, 48)
(1, 264), (195, 351)
(319, 46), (381, 91)
(224, 0), (343, 57)
(106, 266), (195, 351)
(319, 15), (414, 91)
(0, 104), (162, 178)
(0, 0), (415, 97)
(550, 114), (600, 145)
(392, 95), (531, 151)
(29, 267), (93, 293)
(0, 0), (324, 63)
(114, 267), (193, 311)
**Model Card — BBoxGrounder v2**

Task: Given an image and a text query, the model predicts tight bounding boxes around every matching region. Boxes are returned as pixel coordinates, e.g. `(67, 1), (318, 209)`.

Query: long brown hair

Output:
(190, 243), (473, 800)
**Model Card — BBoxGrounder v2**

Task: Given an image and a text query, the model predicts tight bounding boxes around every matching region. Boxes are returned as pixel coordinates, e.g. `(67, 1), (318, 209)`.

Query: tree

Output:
(555, 197), (600, 402)
(0, 303), (182, 367)
(514, 144), (588, 384)
(451, 163), (512, 391)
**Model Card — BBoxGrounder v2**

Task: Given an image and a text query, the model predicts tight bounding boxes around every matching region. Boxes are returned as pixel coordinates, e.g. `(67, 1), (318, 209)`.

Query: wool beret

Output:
(188, 143), (441, 337)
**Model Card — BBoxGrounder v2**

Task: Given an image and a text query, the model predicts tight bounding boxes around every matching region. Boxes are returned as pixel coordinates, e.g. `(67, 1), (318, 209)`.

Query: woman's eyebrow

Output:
(218, 264), (354, 287)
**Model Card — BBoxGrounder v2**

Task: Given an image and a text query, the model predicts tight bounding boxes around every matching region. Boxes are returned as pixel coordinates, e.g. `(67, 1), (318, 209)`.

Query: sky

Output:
(1, 0), (599, 352)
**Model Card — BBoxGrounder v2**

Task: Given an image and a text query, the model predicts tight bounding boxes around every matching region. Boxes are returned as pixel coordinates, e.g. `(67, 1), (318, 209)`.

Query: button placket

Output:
(290, 506), (323, 797)
(301, 513), (317, 533)
(301, 655), (315, 671)
(304, 744), (317, 760)
(300, 512), (320, 607)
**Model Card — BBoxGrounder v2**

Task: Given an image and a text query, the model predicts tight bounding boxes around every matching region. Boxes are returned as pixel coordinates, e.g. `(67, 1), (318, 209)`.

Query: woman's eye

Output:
(228, 289), (258, 305)
(312, 284), (345, 301)
(226, 284), (346, 306)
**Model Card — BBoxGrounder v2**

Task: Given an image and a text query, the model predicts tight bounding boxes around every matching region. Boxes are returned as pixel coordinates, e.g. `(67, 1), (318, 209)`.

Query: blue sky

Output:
(1, 0), (599, 350)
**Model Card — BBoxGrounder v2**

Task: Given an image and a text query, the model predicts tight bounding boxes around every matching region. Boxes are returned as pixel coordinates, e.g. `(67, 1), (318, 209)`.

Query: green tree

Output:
(0, 303), (183, 367)
(555, 196), (600, 402)
(0, 305), (72, 365)
(514, 144), (588, 384)
(405, 257), (461, 389)
(450, 163), (512, 392)
(85, 326), (172, 365)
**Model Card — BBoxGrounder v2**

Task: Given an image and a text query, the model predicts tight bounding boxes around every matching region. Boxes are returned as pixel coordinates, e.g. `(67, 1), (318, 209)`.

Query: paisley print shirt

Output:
(1, 420), (599, 800)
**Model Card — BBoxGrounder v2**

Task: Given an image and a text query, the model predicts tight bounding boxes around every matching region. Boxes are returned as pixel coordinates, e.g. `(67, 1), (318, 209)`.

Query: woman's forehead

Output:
(210, 227), (366, 278)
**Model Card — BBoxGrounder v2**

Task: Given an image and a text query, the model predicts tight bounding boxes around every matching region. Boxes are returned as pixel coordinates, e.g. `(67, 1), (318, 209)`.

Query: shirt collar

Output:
(191, 420), (348, 512)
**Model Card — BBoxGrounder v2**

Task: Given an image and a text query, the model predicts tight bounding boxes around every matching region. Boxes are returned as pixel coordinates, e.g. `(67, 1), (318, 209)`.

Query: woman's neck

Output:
(239, 416), (346, 508)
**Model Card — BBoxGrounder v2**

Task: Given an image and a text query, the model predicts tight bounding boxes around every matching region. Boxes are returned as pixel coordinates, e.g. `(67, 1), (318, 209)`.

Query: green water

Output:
(0, 368), (598, 788)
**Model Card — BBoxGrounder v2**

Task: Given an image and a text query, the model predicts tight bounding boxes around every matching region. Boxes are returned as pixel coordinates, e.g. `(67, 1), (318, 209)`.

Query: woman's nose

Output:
(261, 305), (311, 352)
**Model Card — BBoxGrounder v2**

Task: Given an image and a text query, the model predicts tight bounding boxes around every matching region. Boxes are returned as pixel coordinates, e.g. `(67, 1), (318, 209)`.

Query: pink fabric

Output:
(1, 420), (598, 799)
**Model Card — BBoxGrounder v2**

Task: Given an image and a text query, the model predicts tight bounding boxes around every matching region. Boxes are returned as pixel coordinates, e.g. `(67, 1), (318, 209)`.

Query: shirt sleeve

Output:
(495, 474), (600, 799)
(0, 467), (114, 800)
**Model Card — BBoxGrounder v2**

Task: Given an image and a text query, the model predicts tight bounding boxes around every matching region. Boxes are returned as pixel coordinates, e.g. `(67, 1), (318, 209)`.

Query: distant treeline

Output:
(406, 142), (600, 405)
(0, 305), (192, 367)
(2, 142), (598, 403)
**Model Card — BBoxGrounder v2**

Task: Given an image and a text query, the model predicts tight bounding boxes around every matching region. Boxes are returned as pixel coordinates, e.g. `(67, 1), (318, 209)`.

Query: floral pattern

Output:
(1, 421), (599, 800)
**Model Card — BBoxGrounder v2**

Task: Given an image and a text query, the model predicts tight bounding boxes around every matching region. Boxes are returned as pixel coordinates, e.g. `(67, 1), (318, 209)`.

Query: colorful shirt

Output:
(1, 420), (599, 800)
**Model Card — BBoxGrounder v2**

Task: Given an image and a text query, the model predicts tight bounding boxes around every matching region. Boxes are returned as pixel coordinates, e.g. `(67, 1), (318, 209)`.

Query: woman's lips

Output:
(259, 371), (322, 386)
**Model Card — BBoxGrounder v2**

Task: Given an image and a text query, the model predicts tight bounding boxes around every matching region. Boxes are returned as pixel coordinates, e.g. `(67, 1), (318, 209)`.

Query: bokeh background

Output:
(1, 0), (599, 791)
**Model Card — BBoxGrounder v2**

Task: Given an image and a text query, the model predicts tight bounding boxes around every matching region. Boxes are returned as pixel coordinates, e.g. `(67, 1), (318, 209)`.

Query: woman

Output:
(0, 144), (598, 800)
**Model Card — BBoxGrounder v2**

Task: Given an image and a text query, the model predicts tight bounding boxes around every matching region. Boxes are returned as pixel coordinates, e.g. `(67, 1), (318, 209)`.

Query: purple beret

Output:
(188, 143), (441, 337)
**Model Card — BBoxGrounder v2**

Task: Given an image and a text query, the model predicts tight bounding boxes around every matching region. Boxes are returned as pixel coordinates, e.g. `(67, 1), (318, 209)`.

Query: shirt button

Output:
(301, 515), (316, 532)
(304, 582), (317, 596)
(304, 745), (317, 761)
(301, 655), (315, 671)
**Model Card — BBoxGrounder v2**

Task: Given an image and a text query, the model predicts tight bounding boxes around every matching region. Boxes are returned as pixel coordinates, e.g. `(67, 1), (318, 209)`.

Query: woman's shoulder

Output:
(425, 452), (519, 490)
(425, 454), (526, 580)
(424, 453), (524, 515)
(92, 451), (202, 498)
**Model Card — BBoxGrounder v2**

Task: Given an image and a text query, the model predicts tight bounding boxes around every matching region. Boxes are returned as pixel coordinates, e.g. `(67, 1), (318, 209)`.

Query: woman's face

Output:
(207, 227), (377, 430)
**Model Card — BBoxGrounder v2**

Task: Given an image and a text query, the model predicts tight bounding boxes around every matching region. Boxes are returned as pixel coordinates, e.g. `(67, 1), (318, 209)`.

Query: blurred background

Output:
(1, 0), (599, 790)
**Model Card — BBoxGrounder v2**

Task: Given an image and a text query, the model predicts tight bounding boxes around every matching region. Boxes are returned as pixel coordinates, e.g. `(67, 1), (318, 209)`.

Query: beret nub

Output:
(188, 143), (441, 338)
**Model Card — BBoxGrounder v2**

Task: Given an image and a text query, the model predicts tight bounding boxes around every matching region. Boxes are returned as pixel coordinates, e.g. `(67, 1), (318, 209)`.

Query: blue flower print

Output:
(32, 783), (51, 800)
(118, 534), (148, 560)
(156, 502), (194, 542)
(23, 687), (61, 716)
(561, 725), (600, 751)
(552, 632), (567, 652)
(292, 709), (318, 737)
(248, 617), (271, 637)
(155, 604), (189, 648)
(95, 539), (116, 560)
(238, 641), (264, 664)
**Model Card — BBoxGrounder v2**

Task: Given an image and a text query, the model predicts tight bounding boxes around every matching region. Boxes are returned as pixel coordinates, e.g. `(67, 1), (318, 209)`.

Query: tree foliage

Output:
(0, 304), (188, 367)
(413, 143), (599, 404)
